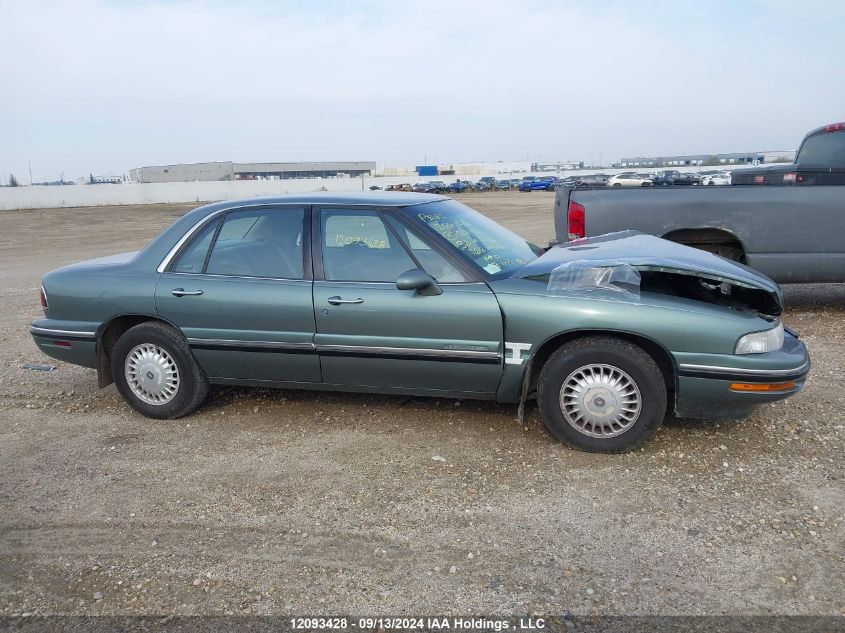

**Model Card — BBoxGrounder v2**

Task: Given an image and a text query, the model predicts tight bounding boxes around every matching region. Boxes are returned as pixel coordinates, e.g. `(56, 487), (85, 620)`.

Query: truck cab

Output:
(732, 122), (845, 186)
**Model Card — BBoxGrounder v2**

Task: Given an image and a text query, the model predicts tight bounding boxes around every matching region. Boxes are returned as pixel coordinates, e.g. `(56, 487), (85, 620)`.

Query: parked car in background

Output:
(607, 173), (653, 187)
(558, 176), (579, 188)
(575, 174), (609, 187)
(495, 179), (511, 190)
(509, 179), (522, 189)
(387, 183), (413, 192)
(429, 180), (449, 193)
(412, 182), (438, 193)
(651, 170), (681, 186)
(519, 177), (557, 192)
(652, 171), (700, 186)
(474, 179), (494, 192)
(674, 172), (701, 186)
(731, 122), (845, 186)
(369, 185), (383, 191)
(30, 192), (809, 453)
(447, 180), (474, 193)
(701, 172), (731, 186)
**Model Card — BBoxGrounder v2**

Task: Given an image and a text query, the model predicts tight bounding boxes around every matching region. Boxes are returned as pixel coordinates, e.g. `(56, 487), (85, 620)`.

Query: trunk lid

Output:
(514, 231), (782, 316)
(51, 251), (139, 275)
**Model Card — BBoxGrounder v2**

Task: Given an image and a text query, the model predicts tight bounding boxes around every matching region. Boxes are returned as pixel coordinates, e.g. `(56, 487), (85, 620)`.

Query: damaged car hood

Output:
(514, 231), (783, 316)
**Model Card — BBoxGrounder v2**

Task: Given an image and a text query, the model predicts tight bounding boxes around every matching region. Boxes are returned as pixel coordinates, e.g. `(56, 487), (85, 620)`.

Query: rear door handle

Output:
(327, 296), (364, 305)
(171, 288), (204, 297)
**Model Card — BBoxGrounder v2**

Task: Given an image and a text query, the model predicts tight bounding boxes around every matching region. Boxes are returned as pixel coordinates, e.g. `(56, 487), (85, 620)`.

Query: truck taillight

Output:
(753, 175), (765, 184)
(567, 200), (585, 240)
(39, 287), (48, 310)
(782, 172), (797, 184)
(823, 122), (844, 132)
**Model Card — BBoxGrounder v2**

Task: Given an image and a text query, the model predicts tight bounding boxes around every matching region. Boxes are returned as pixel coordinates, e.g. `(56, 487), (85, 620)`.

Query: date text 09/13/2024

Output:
(290, 617), (546, 630)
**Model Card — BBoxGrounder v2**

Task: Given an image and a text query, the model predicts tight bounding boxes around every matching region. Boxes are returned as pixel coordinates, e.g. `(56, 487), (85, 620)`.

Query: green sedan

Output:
(30, 193), (810, 452)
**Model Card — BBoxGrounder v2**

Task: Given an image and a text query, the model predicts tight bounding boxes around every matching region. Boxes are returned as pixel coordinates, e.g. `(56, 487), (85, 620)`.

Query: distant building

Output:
(129, 160), (376, 183)
(532, 161), (583, 172)
(90, 175), (123, 184)
(619, 151), (796, 168)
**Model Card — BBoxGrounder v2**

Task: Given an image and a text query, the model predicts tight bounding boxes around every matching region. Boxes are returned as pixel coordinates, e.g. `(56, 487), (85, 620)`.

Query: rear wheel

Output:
(537, 337), (667, 452)
(612, 183), (621, 187)
(111, 322), (209, 419)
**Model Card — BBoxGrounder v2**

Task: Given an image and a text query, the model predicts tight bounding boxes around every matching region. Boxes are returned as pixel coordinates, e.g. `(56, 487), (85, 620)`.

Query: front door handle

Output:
(327, 296), (364, 305)
(171, 288), (204, 297)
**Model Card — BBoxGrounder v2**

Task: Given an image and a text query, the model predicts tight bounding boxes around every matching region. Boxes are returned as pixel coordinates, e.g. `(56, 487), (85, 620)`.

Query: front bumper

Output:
(673, 332), (810, 419)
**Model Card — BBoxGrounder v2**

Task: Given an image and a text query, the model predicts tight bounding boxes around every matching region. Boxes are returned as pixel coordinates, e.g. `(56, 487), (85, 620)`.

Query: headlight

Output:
(735, 322), (784, 354)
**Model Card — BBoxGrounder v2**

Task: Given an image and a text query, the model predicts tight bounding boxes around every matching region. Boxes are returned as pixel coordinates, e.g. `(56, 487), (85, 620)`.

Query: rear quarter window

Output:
(797, 130), (845, 166)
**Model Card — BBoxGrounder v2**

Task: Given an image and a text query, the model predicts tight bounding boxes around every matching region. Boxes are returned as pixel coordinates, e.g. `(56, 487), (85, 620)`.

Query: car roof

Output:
(190, 191), (446, 215)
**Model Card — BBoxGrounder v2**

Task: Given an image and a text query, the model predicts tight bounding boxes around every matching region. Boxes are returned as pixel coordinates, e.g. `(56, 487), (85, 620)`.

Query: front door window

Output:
(320, 209), (415, 282)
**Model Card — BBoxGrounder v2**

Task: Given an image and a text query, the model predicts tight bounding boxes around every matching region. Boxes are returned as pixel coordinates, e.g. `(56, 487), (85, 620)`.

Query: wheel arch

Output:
(519, 328), (678, 419)
(661, 227), (747, 262)
(95, 314), (183, 388)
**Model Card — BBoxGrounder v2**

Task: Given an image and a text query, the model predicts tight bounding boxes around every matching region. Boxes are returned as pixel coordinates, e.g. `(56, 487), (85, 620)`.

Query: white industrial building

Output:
(129, 160), (376, 183)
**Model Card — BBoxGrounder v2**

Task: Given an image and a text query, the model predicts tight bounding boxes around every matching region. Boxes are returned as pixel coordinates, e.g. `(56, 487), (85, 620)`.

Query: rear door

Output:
(155, 204), (320, 384)
(311, 205), (504, 396)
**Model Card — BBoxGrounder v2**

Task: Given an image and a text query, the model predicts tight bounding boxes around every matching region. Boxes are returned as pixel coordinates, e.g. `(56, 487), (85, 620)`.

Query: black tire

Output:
(111, 321), (209, 419)
(612, 183), (621, 187)
(537, 336), (667, 453)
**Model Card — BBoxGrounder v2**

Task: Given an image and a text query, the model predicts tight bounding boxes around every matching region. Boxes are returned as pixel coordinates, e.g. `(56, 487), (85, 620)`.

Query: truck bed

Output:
(553, 185), (844, 284)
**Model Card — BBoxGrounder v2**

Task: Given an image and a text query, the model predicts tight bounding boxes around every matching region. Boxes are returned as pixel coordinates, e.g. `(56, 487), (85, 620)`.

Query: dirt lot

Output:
(0, 192), (843, 617)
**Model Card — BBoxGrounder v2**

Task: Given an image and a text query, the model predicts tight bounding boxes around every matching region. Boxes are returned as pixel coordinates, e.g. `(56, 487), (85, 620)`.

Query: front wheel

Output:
(112, 322), (209, 419)
(537, 337), (667, 452)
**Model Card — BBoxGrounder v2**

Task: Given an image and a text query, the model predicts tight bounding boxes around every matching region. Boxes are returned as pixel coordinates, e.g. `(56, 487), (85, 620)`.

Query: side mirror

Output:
(396, 268), (442, 296)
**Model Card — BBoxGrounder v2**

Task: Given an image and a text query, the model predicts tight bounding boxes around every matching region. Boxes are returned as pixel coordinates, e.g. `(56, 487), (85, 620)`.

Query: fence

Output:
(0, 165), (722, 211)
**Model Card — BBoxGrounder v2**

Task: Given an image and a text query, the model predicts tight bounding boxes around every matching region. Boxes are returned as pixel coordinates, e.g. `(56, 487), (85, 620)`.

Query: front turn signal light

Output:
(730, 382), (796, 392)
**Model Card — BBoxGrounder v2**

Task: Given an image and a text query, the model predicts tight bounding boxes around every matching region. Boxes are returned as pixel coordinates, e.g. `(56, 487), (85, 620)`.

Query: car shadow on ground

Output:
(200, 384), (748, 441)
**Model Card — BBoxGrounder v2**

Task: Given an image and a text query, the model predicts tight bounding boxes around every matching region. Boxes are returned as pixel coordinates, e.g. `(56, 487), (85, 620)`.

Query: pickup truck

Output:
(732, 122), (845, 186)
(553, 123), (845, 284)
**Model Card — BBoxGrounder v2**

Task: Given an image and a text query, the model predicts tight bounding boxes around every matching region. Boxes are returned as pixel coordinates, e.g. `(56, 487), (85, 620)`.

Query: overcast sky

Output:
(1, 0), (844, 182)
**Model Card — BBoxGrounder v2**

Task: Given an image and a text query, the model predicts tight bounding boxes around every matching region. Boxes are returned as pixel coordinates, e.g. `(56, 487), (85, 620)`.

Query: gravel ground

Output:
(0, 192), (842, 617)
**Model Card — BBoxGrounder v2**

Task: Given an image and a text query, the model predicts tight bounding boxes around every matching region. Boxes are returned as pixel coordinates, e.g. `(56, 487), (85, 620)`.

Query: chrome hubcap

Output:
(124, 343), (180, 405)
(559, 363), (641, 438)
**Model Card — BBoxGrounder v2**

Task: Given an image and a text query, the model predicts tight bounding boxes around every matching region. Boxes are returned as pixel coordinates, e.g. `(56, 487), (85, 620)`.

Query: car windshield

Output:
(411, 199), (537, 277)
(796, 129), (845, 166)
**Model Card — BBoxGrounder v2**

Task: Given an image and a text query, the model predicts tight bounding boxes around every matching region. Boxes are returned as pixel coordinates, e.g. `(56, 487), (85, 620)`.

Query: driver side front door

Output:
(311, 206), (504, 396)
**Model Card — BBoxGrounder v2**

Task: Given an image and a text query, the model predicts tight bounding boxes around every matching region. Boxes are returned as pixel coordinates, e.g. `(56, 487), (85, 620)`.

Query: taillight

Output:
(39, 287), (48, 310)
(782, 172), (797, 184)
(823, 122), (844, 132)
(753, 175), (765, 184)
(567, 200), (585, 240)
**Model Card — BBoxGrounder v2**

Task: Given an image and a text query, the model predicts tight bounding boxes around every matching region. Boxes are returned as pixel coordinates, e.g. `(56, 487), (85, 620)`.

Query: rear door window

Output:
(205, 208), (306, 279)
(171, 217), (221, 273)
